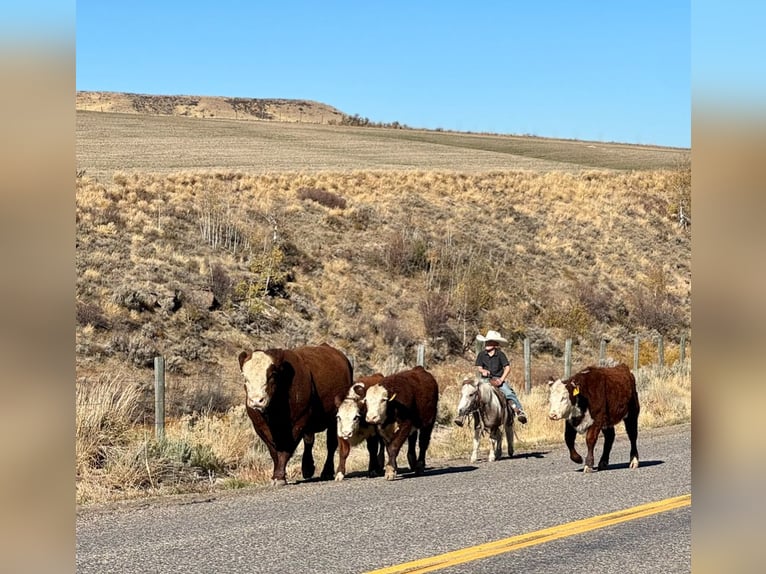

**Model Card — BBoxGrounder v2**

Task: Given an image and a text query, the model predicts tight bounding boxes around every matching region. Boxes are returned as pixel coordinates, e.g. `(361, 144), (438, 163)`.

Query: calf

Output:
(364, 366), (439, 480)
(547, 364), (640, 473)
(334, 374), (385, 481)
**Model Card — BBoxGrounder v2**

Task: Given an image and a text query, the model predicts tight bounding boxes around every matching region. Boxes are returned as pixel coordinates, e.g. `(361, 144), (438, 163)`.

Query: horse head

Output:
(457, 378), (481, 416)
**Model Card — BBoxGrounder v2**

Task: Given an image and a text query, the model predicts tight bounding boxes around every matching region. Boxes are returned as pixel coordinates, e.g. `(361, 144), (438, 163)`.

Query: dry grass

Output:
(75, 107), (690, 504)
(77, 110), (688, 181)
(75, 360), (690, 504)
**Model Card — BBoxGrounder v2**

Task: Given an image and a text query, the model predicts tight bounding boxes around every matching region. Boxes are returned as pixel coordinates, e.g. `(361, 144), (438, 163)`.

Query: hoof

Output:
(629, 457), (639, 469)
(334, 472), (344, 482)
(571, 453), (583, 464)
(385, 467), (396, 481)
(270, 478), (287, 487)
(583, 465), (595, 473)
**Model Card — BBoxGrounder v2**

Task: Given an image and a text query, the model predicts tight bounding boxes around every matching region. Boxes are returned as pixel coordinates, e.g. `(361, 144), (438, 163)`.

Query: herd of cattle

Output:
(237, 343), (640, 485)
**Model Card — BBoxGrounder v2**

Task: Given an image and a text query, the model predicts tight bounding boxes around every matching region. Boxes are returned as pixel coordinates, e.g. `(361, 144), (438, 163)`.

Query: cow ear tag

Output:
(573, 387), (580, 396)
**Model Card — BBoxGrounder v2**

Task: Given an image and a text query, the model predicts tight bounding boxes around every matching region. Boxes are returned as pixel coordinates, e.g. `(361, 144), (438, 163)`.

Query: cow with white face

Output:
(240, 351), (277, 411)
(334, 375), (385, 481)
(546, 364), (640, 473)
(237, 344), (353, 485)
(363, 384), (390, 425)
(362, 367), (439, 480)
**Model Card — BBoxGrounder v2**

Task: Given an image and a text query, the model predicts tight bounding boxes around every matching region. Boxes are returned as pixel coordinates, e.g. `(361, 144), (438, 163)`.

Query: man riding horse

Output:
(455, 329), (528, 426)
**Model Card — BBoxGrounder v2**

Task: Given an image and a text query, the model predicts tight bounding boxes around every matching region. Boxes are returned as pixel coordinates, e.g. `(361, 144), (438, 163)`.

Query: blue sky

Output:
(74, 1), (691, 148)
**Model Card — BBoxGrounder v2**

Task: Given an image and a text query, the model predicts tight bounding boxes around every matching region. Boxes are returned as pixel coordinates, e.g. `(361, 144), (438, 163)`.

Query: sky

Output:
(73, 2), (693, 148)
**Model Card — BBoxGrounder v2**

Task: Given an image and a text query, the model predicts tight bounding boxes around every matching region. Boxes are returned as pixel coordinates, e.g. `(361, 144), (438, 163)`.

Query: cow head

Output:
(457, 378), (479, 417)
(238, 350), (281, 411)
(364, 384), (393, 424)
(547, 377), (577, 420)
(336, 383), (366, 439)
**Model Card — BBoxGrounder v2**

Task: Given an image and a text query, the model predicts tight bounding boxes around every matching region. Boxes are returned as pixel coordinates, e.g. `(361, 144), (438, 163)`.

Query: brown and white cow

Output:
(364, 366), (439, 480)
(547, 363), (640, 473)
(334, 373), (385, 481)
(238, 343), (353, 485)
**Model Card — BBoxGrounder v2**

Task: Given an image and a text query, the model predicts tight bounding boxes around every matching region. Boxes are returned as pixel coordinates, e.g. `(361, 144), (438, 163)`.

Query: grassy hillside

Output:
(77, 119), (690, 405)
(76, 102), (691, 502)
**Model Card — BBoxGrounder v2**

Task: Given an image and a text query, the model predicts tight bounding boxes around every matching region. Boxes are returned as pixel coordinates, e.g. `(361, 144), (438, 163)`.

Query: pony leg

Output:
(489, 428), (501, 462)
(505, 417), (514, 458)
(471, 423), (481, 463)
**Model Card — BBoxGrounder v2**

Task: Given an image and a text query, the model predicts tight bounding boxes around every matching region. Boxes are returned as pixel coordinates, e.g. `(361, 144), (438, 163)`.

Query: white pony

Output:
(456, 378), (514, 462)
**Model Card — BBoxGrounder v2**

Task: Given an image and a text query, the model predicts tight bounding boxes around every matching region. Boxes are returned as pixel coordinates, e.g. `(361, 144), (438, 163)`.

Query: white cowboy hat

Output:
(476, 330), (508, 344)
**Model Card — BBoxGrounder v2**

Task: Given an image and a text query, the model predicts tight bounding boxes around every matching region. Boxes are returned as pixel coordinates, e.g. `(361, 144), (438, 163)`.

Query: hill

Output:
(76, 100), (691, 416)
(76, 90), (346, 125)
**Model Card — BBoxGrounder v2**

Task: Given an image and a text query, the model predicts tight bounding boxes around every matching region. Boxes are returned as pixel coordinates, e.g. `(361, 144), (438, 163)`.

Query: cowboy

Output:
(455, 329), (528, 426)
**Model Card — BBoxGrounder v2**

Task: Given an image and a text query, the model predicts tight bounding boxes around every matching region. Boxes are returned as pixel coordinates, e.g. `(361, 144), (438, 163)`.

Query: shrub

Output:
(76, 300), (111, 329)
(540, 299), (593, 338)
(210, 263), (231, 306)
(420, 292), (451, 338)
(630, 286), (682, 335)
(297, 187), (347, 209)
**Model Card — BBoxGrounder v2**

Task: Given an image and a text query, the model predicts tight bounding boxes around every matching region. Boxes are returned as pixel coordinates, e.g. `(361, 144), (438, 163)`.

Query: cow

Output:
(547, 363), (640, 473)
(237, 343), (353, 486)
(334, 373), (385, 481)
(363, 366), (439, 480)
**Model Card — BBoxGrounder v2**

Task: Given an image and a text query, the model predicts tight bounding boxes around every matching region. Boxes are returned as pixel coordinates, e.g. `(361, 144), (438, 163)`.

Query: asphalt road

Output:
(76, 423), (691, 573)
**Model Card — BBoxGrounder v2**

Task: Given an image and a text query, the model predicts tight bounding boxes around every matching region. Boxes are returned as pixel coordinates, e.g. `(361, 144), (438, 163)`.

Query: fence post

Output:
(599, 338), (607, 366)
(523, 337), (531, 393)
(679, 335), (686, 364)
(633, 335), (640, 372)
(564, 338), (572, 379)
(417, 343), (425, 367)
(657, 335), (665, 367)
(154, 356), (165, 442)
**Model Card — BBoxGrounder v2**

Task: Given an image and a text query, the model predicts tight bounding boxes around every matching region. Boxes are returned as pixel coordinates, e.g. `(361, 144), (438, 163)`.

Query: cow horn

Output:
(389, 393), (397, 402)
(238, 351), (251, 370)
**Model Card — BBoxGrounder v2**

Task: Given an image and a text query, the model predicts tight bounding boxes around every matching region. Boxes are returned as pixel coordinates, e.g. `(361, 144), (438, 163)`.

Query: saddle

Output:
(490, 387), (514, 419)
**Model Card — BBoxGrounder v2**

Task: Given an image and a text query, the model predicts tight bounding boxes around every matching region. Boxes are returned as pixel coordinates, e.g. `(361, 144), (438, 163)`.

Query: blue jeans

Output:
(483, 378), (523, 411)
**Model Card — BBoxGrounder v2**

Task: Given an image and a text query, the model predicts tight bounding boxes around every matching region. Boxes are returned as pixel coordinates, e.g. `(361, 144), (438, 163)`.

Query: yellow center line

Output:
(363, 494), (691, 574)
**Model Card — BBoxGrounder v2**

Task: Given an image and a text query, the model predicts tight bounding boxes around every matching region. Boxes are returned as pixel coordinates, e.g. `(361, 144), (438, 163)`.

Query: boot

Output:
(507, 399), (528, 424)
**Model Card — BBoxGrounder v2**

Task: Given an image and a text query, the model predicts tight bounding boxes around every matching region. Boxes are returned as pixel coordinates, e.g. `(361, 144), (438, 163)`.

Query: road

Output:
(76, 423), (691, 573)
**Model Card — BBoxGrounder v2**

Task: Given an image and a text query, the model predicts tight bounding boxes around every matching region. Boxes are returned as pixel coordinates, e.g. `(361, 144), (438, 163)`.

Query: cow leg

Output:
(406, 430), (418, 472)
(583, 425), (601, 472)
(415, 425), (433, 474)
(335, 438), (350, 481)
(598, 426), (615, 470)
(624, 411), (640, 469)
(366, 435), (384, 477)
(272, 451), (291, 486)
(320, 427), (338, 480)
(565, 421), (583, 464)
(385, 422), (411, 480)
(301, 433), (316, 479)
